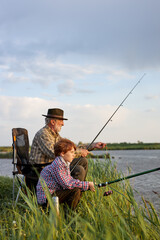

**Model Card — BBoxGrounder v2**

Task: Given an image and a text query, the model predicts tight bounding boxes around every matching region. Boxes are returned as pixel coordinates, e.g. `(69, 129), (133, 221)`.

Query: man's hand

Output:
(80, 149), (90, 157)
(92, 142), (106, 150)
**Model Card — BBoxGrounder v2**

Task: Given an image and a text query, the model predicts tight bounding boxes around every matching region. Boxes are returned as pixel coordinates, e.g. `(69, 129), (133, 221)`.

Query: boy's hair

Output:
(54, 138), (76, 157)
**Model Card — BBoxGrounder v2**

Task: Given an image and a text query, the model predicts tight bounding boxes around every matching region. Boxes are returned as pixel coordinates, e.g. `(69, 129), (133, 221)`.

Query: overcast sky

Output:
(0, 0), (160, 146)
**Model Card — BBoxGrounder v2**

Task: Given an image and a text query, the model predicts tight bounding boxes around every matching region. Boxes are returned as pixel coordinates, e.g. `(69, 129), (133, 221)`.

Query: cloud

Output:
(0, 96), (51, 121)
(145, 108), (156, 113)
(0, 95), (61, 145)
(57, 80), (74, 95)
(76, 88), (95, 94)
(0, 95), (160, 146)
(0, 53), (136, 89)
(145, 95), (160, 100)
(0, 55), (96, 87)
(0, 1), (160, 145)
(0, 0), (160, 71)
(0, 95), (130, 145)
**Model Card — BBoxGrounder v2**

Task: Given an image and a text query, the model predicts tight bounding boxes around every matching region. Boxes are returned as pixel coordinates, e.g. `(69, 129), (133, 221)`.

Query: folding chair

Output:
(12, 128), (51, 206)
(12, 128), (31, 205)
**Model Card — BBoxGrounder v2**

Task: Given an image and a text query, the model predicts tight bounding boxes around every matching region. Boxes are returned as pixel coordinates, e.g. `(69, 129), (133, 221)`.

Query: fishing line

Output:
(107, 186), (132, 203)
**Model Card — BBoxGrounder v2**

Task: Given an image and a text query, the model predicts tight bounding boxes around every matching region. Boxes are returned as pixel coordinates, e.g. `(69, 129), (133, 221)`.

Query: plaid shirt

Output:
(29, 125), (61, 164)
(36, 156), (89, 205)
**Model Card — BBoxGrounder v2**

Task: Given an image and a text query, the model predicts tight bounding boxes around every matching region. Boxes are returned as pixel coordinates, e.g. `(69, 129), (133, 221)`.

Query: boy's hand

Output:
(89, 182), (95, 192)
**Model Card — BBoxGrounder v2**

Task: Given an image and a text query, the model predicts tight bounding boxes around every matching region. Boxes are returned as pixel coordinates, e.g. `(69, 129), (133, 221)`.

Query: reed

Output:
(0, 158), (160, 239)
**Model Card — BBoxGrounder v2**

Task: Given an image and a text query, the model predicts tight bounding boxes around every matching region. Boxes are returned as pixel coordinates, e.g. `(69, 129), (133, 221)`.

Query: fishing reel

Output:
(103, 190), (113, 197)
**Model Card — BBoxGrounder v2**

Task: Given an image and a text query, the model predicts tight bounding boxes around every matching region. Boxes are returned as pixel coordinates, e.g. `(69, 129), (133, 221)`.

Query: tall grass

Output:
(0, 158), (160, 239)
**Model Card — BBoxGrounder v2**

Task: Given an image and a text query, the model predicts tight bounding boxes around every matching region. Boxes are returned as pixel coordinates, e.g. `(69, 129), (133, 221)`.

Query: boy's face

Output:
(61, 147), (75, 163)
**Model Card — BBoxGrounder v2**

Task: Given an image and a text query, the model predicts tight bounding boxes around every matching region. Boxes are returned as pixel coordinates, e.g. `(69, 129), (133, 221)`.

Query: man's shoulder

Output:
(36, 125), (48, 133)
(36, 125), (60, 138)
(35, 125), (50, 137)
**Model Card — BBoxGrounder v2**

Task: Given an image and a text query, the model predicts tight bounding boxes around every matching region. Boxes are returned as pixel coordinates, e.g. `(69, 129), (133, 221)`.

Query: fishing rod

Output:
(71, 74), (146, 173)
(97, 167), (160, 188)
(87, 73), (146, 150)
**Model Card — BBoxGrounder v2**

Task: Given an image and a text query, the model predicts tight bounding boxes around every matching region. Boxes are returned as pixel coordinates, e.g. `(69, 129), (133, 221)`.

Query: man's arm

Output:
(76, 142), (106, 157)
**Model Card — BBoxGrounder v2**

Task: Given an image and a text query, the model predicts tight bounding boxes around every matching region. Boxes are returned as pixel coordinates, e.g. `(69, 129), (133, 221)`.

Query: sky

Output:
(0, 0), (160, 146)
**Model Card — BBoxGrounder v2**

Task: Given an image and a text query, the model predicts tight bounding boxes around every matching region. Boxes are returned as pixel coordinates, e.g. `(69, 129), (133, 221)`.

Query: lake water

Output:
(0, 149), (160, 211)
(92, 149), (160, 212)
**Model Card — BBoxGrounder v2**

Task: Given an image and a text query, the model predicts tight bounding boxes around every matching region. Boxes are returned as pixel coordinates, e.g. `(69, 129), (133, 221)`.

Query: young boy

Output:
(36, 138), (95, 209)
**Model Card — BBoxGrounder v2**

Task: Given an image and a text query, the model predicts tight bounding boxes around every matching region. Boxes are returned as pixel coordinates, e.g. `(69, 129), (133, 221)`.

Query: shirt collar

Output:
(59, 156), (70, 168)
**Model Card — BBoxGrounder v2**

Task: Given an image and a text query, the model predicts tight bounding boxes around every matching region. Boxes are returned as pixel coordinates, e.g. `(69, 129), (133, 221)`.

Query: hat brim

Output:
(42, 114), (68, 120)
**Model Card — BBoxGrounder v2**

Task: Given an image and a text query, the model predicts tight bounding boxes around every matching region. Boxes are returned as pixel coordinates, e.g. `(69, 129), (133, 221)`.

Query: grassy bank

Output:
(0, 146), (13, 159)
(0, 158), (160, 239)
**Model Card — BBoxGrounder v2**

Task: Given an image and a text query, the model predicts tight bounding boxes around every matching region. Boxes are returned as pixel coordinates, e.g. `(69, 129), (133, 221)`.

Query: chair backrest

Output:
(12, 128), (30, 174)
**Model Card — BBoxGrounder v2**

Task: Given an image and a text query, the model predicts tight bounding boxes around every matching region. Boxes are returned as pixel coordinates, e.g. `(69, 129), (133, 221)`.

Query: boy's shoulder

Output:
(42, 157), (66, 173)
(51, 156), (65, 168)
(41, 157), (62, 174)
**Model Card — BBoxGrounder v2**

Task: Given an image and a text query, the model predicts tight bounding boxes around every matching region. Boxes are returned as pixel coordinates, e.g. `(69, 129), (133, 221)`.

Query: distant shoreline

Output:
(0, 143), (160, 159)
(106, 142), (160, 150)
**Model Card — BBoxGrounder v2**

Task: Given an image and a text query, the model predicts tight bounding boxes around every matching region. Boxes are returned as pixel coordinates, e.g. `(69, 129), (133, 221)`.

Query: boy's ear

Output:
(60, 152), (65, 157)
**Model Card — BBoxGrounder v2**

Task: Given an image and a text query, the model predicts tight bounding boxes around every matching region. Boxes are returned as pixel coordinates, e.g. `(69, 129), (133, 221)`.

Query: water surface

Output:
(93, 149), (160, 211)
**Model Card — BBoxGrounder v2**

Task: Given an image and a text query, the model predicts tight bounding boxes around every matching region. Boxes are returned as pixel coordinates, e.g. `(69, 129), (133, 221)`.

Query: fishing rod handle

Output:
(97, 182), (108, 187)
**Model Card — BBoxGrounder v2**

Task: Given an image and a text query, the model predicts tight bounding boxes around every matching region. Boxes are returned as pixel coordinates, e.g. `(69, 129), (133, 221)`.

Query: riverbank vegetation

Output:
(107, 142), (160, 150)
(1, 142), (160, 159)
(0, 157), (160, 239)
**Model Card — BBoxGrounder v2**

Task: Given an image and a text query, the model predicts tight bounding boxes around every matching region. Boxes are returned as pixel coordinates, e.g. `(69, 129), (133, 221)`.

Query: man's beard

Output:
(55, 126), (61, 133)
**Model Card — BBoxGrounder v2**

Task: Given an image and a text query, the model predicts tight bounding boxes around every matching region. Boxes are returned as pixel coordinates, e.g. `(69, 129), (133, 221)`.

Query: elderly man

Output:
(27, 108), (106, 191)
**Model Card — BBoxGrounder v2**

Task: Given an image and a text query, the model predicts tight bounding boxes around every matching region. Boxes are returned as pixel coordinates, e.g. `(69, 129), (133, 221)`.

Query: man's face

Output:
(53, 119), (64, 133)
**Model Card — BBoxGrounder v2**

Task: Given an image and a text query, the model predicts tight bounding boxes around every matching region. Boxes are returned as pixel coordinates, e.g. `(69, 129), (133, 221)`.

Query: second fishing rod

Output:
(71, 73), (146, 173)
